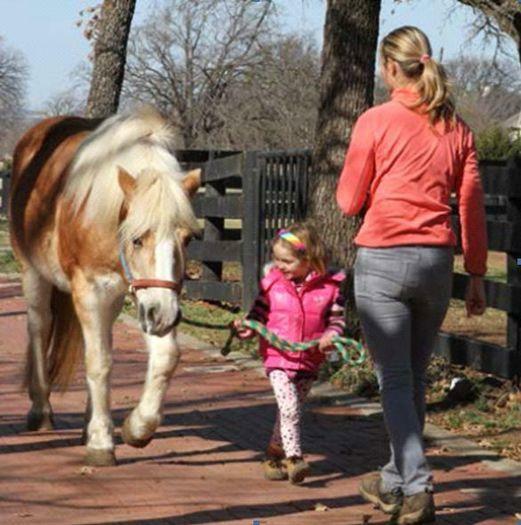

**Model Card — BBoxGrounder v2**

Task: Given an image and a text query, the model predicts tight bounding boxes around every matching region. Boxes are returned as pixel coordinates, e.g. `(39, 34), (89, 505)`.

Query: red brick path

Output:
(0, 278), (519, 524)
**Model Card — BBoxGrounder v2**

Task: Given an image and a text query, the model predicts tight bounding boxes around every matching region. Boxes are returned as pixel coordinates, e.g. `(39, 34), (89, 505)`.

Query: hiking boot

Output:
(262, 444), (287, 481)
(397, 490), (435, 524)
(359, 472), (403, 514)
(283, 456), (311, 484)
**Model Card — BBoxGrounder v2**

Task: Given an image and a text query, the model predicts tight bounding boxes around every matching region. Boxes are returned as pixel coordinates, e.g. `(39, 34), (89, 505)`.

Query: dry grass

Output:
(442, 251), (507, 346)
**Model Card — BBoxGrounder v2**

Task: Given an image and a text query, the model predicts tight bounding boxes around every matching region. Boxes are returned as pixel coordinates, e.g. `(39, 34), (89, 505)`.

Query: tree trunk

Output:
(308, 0), (381, 337)
(86, 0), (136, 118)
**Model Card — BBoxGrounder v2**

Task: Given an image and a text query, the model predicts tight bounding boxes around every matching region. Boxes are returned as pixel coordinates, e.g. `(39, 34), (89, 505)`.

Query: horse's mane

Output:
(64, 107), (199, 242)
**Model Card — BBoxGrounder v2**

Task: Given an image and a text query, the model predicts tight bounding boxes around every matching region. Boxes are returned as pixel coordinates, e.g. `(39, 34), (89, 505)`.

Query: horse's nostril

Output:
(147, 305), (158, 325)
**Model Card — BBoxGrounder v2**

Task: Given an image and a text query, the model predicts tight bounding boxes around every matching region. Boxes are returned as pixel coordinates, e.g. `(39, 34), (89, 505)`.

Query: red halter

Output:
(119, 248), (182, 295)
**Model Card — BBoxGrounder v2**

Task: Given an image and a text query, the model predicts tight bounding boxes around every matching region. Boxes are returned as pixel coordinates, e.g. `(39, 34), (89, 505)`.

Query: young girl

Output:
(234, 222), (346, 484)
(337, 26), (487, 524)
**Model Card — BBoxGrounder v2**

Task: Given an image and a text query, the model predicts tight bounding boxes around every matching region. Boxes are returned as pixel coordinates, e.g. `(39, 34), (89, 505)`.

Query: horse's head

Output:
(117, 167), (201, 337)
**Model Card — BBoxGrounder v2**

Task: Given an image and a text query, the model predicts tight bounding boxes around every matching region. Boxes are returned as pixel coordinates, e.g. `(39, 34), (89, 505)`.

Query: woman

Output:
(336, 26), (487, 524)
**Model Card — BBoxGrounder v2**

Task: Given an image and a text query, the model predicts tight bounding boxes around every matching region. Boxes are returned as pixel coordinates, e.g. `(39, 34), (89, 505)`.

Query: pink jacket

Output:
(256, 267), (345, 374)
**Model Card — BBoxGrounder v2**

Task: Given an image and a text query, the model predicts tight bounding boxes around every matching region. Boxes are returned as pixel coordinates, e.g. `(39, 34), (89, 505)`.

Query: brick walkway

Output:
(0, 278), (519, 525)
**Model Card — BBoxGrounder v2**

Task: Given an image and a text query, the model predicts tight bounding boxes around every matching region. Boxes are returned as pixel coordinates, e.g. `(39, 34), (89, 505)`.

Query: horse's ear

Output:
(182, 169), (201, 198)
(118, 167), (137, 199)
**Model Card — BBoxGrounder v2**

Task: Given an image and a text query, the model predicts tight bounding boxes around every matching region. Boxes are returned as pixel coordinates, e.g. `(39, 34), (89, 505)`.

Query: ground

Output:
(0, 278), (519, 525)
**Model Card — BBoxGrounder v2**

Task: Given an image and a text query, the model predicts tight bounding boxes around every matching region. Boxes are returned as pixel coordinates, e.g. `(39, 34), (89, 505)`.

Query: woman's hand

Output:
(318, 332), (336, 353)
(465, 275), (486, 317)
(233, 318), (255, 340)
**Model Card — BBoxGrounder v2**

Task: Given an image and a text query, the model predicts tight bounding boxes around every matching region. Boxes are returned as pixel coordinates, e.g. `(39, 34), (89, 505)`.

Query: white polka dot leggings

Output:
(268, 369), (314, 458)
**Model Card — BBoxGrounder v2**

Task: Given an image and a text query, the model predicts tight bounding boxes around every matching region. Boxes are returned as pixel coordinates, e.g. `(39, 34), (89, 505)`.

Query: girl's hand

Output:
(318, 332), (336, 353)
(233, 319), (255, 340)
(465, 275), (486, 317)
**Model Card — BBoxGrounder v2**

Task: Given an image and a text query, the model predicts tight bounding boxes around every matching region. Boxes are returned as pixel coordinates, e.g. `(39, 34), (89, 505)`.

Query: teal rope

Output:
(221, 318), (366, 366)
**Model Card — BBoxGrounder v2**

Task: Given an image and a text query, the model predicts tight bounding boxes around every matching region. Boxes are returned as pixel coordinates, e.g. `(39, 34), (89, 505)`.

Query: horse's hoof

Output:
(27, 411), (54, 431)
(121, 417), (153, 448)
(85, 448), (116, 467)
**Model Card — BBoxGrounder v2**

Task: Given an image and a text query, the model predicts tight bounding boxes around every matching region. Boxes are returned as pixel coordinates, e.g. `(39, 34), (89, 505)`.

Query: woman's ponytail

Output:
(380, 26), (454, 125)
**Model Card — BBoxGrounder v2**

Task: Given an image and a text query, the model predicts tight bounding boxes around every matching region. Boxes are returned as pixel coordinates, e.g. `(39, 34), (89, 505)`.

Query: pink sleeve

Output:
(455, 129), (488, 276)
(336, 111), (376, 216)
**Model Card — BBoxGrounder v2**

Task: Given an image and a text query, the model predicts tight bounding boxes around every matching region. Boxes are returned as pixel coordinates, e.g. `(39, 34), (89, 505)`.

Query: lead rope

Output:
(221, 318), (366, 366)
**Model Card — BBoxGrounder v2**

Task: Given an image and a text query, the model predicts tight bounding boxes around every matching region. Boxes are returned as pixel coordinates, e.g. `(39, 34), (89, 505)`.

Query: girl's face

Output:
(273, 242), (311, 281)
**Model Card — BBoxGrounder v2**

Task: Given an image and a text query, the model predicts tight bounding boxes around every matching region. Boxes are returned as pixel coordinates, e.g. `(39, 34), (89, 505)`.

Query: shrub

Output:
(475, 126), (521, 161)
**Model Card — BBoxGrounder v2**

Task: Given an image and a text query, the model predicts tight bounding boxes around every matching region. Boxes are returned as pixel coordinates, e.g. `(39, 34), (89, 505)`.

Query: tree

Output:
(123, 0), (274, 148)
(85, 0), (136, 118)
(445, 55), (521, 132)
(455, 0), (521, 65)
(308, 0), (381, 269)
(0, 36), (27, 156)
(207, 34), (320, 149)
(43, 90), (85, 117)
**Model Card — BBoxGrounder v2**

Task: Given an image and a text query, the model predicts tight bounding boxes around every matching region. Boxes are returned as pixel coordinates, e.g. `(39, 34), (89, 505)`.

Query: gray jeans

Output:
(354, 246), (453, 496)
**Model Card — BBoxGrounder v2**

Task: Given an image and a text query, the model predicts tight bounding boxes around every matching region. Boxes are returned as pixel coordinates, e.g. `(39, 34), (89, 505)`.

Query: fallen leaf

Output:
(79, 466), (94, 475)
(314, 503), (329, 512)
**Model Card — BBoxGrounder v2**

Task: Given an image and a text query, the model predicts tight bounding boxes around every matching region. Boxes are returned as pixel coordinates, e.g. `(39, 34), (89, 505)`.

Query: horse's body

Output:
(9, 108), (200, 465)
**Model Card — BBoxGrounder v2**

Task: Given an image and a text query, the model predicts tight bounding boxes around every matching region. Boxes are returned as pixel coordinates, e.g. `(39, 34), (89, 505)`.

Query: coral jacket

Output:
(336, 87), (487, 276)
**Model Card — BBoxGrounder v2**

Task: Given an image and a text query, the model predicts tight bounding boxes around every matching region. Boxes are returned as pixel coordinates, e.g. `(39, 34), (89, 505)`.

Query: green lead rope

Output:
(221, 318), (366, 366)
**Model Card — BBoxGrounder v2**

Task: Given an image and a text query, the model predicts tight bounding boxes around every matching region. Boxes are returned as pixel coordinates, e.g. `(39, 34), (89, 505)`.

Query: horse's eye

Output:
(132, 238), (143, 248)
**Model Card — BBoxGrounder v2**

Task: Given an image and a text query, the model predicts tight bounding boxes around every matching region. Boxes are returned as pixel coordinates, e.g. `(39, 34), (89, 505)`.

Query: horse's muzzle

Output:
(138, 303), (181, 336)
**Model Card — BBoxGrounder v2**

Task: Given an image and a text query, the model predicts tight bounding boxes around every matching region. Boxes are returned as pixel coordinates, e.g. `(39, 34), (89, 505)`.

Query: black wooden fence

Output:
(440, 158), (521, 380)
(174, 149), (311, 309)
(1, 153), (520, 379)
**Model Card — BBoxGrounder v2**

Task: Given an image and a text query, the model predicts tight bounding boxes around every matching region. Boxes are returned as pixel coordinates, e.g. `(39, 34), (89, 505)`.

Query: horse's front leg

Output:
(73, 281), (121, 466)
(122, 331), (180, 447)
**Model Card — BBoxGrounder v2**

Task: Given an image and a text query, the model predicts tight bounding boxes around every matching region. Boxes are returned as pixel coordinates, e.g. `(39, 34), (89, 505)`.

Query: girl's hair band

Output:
(277, 229), (306, 252)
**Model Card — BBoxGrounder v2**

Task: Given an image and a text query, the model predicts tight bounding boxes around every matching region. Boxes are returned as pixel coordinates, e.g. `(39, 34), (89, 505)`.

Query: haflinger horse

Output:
(9, 107), (201, 466)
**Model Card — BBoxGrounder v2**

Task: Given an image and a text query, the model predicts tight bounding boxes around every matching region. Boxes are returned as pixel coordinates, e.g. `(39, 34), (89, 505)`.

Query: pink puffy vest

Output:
(259, 267), (345, 373)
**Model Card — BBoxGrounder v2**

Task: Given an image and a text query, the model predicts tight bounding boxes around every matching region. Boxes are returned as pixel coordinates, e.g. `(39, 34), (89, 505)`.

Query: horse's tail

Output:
(24, 287), (84, 392)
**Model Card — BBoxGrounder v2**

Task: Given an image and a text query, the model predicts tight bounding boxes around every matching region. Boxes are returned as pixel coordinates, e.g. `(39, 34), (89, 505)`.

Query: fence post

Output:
(241, 151), (261, 310)
(201, 151), (224, 284)
(506, 156), (521, 383)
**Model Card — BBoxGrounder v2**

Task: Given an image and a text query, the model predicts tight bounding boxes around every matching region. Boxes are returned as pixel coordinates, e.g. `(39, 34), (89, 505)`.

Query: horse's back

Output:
(12, 116), (102, 185)
(10, 115), (102, 261)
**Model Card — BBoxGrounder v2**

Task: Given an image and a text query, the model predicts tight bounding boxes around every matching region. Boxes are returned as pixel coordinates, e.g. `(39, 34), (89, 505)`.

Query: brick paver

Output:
(0, 278), (519, 524)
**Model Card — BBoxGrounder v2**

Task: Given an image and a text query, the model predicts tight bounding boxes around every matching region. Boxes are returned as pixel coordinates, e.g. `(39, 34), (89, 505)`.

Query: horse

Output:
(9, 107), (202, 466)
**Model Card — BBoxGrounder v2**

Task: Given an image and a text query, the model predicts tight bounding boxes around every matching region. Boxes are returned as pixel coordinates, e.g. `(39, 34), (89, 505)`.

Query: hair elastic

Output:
(420, 54), (430, 64)
(277, 229), (306, 252)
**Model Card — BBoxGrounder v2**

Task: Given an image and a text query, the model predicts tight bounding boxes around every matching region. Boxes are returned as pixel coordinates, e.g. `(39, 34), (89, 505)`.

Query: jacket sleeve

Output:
(246, 290), (269, 324)
(455, 129), (488, 276)
(324, 280), (346, 336)
(336, 111), (376, 216)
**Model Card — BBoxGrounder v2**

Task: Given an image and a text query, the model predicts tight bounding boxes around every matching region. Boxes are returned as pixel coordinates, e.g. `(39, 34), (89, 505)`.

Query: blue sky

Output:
(0, 0), (515, 110)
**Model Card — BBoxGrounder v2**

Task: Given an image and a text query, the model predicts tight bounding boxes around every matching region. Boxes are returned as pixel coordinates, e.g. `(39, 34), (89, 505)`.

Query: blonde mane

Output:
(64, 107), (200, 241)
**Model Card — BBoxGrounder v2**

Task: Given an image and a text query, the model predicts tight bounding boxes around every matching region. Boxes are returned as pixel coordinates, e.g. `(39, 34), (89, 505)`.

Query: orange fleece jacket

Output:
(336, 88), (487, 276)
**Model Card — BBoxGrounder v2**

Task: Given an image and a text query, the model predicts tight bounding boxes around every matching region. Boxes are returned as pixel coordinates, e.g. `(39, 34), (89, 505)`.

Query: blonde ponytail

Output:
(380, 26), (454, 125)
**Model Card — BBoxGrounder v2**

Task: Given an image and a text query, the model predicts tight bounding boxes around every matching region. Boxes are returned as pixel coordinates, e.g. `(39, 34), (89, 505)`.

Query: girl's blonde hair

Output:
(380, 26), (454, 125)
(273, 222), (327, 275)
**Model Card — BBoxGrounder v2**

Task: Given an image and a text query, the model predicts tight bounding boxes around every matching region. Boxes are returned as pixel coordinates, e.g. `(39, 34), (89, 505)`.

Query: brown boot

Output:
(397, 490), (435, 524)
(283, 456), (311, 484)
(359, 472), (403, 514)
(262, 444), (287, 481)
